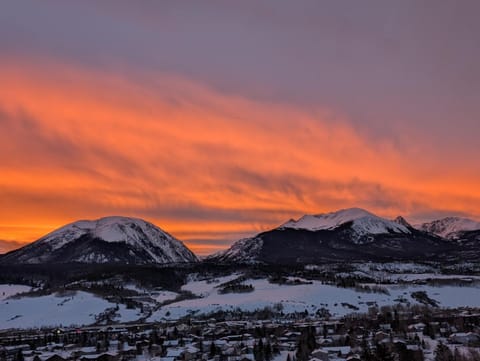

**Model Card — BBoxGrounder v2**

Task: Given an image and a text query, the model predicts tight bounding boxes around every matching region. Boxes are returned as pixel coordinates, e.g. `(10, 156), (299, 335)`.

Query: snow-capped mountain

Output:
(417, 217), (480, 239)
(281, 208), (411, 240)
(208, 237), (264, 264)
(393, 216), (413, 228)
(0, 216), (198, 265)
(209, 208), (454, 264)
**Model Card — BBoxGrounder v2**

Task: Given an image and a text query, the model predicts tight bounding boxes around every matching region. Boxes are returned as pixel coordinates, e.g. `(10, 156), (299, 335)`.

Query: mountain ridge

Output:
(2, 209), (479, 266)
(417, 216), (480, 239)
(209, 208), (479, 264)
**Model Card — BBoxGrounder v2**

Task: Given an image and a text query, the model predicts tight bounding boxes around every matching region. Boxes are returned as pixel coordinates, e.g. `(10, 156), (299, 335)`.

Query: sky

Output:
(1, 1), (480, 255)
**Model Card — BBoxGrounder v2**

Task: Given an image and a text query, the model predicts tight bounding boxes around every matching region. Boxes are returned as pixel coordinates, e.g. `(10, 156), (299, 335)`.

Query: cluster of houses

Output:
(1, 307), (480, 361)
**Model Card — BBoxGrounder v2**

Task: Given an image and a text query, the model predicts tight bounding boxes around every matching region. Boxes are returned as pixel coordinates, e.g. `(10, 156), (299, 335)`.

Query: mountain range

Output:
(209, 208), (480, 264)
(1, 208), (479, 265)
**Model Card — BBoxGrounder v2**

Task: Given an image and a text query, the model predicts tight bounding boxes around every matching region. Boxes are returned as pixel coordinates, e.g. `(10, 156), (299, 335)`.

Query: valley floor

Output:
(1, 262), (480, 329)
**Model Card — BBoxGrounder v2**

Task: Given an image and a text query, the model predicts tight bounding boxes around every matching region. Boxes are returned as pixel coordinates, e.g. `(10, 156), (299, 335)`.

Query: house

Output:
(93, 353), (120, 361)
(322, 346), (351, 357)
(379, 324), (392, 332)
(5, 344), (31, 355)
(408, 323), (426, 333)
(406, 345), (424, 361)
(311, 348), (329, 361)
(33, 355), (67, 361)
(164, 340), (180, 347)
(374, 331), (389, 343)
(76, 346), (98, 356)
(449, 332), (480, 345)
(119, 344), (137, 359)
(346, 354), (361, 361)
(166, 348), (184, 360)
(183, 345), (200, 361)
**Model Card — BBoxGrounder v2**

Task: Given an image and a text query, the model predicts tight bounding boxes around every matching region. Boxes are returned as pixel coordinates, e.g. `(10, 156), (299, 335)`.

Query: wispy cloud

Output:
(0, 239), (25, 254)
(1, 59), (479, 255)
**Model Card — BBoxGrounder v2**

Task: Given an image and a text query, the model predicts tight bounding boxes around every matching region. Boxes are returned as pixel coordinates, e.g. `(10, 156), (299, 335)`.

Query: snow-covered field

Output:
(152, 290), (179, 303)
(0, 290), (140, 329)
(3, 271), (480, 329)
(149, 275), (480, 321)
(0, 284), (32, 301)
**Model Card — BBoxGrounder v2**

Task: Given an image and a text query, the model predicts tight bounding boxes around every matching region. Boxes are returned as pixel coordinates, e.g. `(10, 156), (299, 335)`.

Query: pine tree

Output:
(296, 327), (317, 361)
(375, 343), (395, 361)
(255, 339), (265, 361)
(265, 341), (272, 361)
(15, 350), (24, 361)
(209, 342), (217, 358)
(434, 342), (453, 361)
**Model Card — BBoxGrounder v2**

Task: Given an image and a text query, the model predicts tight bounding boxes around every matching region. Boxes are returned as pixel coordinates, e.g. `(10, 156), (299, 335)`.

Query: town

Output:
(1, 304), (480, 361)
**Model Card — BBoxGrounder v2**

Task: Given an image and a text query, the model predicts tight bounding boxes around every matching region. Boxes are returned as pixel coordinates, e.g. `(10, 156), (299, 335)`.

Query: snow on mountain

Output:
(393, 216), (413, 228)
(208, 208), (433, 264)
(37, 216), (175, 250)
(281, 208), (411, 236)
(208, 237), (263, 263)
(0, 216), (198, 264)
(418, 217), (480, 239)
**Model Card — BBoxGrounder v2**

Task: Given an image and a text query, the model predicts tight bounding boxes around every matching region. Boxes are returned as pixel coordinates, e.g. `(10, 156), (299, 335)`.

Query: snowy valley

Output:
(1, 209), (480, 361)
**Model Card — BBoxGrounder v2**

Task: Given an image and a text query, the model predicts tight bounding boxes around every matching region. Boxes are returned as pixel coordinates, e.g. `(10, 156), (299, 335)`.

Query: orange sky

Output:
(1, 58), (480, 255)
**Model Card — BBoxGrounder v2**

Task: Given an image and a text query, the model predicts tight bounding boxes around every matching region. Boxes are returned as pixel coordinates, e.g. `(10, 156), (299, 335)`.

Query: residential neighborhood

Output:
(1, 305), (479, 361)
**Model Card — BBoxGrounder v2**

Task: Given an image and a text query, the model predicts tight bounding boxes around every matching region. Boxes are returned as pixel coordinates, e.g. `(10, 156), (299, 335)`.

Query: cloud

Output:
(0, 58), (479, 254)
(0, 239), (24, 254)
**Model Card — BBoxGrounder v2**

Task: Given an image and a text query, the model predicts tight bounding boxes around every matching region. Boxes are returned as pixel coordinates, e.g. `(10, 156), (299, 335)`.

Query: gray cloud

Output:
(0, 239), (23, 254)
(2, 0), (480, 157)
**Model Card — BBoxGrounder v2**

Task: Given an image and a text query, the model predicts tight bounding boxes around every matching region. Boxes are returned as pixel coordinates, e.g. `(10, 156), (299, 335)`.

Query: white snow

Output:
(281, 208), (410, 236)
(384, 273), (480, 282)
(16, 216), (198, 264)
(0, 284), (32, 301)
(148, 275), (480, 321)
(153, 290), (179, 303)
(418, 217), (480, 239)
(210, 237), (264, 263)
(124, 283), (148, 293)
(0, 291), (141, 329)
(353, 262), (436, 274)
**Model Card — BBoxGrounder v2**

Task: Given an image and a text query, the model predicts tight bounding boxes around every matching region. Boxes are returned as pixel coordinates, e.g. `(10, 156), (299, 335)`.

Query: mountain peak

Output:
(280, 207), (410, 235)
(393, 216), (412, 228)
(209, 207), (456, 265)
(1, 216), (198, 265)
(281, 208), (373, 229)
(418, 216), (480, 239)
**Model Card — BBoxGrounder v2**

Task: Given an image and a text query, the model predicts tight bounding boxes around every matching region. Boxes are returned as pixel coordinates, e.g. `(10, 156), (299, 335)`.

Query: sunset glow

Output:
(1, 1), (480, 255)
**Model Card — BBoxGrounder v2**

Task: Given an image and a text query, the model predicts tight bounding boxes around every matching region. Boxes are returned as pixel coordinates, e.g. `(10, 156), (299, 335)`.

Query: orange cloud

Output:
(1, 58), (479, 255)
